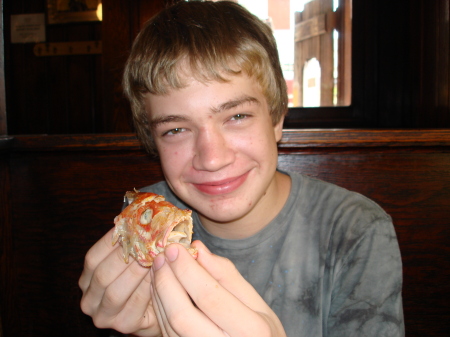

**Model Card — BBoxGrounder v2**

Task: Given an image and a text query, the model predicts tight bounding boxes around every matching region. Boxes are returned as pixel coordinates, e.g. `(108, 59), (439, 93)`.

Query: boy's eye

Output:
(163, 127), (185, 136)
(230, 114), (248, 120)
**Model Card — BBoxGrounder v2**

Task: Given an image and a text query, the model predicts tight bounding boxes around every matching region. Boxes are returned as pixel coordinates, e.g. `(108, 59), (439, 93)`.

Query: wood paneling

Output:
(3, 0), (164, 136)
(101, 0), (164, 133)
(1, 141), (164, 336)
(4, 2), (102, 134)
(411, 0), (450, 127)
(0, 0), (6, 135)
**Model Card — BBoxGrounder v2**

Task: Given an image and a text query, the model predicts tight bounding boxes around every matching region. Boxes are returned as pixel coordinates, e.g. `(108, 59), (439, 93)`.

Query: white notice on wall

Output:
(11, 13), (46, 44)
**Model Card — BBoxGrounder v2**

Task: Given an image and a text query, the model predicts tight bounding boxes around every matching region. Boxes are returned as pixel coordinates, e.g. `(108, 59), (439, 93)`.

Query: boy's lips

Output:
(192, 171), (250, 195)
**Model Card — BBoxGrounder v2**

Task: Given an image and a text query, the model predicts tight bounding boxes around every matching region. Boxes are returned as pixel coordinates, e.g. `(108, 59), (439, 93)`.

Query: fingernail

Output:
(153, 254), (165, 271)
(165, 244), (179, 262)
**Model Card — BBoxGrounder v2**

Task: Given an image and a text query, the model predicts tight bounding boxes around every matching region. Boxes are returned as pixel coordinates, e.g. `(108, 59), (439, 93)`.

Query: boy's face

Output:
(144, 74), (284, 233)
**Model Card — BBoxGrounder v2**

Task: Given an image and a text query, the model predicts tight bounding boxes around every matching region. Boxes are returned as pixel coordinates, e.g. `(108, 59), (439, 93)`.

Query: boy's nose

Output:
(193, 128), (235, 172)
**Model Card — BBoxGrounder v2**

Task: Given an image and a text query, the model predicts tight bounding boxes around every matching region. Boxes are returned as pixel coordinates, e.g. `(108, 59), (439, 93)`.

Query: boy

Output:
(79, 1), (404, 336)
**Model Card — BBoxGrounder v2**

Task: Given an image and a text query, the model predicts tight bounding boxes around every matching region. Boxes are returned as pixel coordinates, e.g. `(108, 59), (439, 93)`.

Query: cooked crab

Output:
(112, 190), (197, 267)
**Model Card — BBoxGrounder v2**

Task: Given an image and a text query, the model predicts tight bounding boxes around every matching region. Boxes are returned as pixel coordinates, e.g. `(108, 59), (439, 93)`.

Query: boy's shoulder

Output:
(287, 171), (392, 228)
(296, 171), (388, 210)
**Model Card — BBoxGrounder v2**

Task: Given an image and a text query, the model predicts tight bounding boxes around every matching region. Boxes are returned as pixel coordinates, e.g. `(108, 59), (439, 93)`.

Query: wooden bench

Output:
(0, 129), (449, 336)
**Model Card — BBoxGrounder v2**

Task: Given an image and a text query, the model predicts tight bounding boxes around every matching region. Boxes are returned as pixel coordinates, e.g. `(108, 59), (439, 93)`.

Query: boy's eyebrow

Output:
(211, 95), (261, 113)
(149, 115), (190, 130)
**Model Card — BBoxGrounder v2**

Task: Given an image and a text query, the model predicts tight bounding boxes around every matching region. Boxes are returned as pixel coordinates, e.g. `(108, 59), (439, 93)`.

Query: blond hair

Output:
(123, 0), (288, 153)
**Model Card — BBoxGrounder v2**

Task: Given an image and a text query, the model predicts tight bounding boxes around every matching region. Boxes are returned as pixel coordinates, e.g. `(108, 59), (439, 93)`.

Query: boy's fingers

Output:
(150, 268), (178, 337)
(109, 271), (160, 335)
(97, 260), (150, 317)
(79, 227), (153, 328)
(152, 252), (225, 337)
(158, 244), (268, 336)
(81, 255), (149, 321)
(79, 228), (118, 290)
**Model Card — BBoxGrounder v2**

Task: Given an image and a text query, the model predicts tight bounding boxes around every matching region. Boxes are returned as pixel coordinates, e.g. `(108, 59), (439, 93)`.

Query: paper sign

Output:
(11, 13), (46, 44)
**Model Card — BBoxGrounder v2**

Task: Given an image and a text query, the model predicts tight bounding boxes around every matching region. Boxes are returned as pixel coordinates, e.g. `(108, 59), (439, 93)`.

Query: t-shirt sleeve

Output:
(326, 217), (404, 337)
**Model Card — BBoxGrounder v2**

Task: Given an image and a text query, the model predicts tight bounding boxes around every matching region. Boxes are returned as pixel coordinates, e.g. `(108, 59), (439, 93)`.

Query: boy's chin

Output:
(197, 201), (254, 224)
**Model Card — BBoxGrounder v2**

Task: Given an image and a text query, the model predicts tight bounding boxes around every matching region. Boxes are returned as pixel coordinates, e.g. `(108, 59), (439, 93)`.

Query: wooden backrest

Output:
(0, 130), (449, 337)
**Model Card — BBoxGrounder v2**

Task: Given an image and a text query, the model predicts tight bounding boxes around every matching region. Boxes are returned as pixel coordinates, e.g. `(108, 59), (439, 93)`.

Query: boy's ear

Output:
(273, 115), (285, 142)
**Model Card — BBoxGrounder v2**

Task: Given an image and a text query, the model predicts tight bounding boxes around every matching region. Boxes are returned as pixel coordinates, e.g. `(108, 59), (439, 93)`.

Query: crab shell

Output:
(112, 191), (197, 267)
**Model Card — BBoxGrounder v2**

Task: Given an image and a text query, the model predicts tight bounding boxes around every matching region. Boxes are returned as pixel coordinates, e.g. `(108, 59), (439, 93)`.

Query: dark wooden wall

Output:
(3, 0), (165, 135)
(3, 0), (103, 134)
(2, 0), (450, 135)
(0, 130), (449, 336)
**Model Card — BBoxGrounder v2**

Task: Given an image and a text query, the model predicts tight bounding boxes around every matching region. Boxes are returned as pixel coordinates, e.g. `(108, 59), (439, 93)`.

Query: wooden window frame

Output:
(284, 0), (376, 129)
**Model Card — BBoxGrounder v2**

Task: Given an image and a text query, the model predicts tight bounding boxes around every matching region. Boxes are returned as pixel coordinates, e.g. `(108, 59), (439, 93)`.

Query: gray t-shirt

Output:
(140, 171), (404, 337)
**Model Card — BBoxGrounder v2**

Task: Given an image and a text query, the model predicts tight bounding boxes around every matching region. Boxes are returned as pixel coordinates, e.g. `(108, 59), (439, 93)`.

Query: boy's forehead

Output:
(143, 74), (265, 117)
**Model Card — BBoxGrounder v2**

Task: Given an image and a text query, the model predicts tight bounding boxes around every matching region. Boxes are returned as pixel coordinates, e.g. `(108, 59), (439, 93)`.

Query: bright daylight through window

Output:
(211, 0), (352, 107)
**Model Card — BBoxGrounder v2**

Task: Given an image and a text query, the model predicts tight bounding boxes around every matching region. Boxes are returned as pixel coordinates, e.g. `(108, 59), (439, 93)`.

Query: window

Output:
(232, 0), (352, 108)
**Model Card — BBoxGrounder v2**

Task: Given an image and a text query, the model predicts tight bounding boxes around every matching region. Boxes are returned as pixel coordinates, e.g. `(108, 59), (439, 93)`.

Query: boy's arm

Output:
(151, 241), (287, 337)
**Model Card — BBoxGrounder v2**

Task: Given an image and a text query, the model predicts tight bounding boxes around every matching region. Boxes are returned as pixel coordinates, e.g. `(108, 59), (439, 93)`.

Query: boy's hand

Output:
(151, 241), (286, 337)
(78, 228), (162, 336)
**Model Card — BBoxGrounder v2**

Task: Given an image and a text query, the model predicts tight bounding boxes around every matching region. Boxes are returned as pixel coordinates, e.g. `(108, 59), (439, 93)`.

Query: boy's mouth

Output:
(192, 171), (250, 195)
